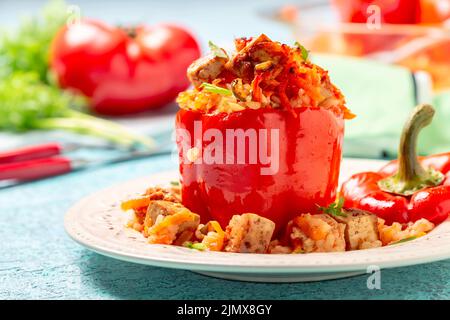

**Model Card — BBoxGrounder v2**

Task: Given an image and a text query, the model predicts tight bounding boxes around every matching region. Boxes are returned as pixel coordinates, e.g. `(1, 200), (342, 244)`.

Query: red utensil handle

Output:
(0, 157), (72, 181)
(0, 143), (63, 164)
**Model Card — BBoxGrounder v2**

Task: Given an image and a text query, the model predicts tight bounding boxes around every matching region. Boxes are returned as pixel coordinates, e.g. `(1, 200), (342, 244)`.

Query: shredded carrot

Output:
(251, 74), (263, 102)
(121, 196), (151, 211)
(201, 220), (225, 251)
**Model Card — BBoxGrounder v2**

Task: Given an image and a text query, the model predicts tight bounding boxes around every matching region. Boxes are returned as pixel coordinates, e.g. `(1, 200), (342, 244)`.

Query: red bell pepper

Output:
(176, 107), (345, 232)
(341, 104), (450, 225)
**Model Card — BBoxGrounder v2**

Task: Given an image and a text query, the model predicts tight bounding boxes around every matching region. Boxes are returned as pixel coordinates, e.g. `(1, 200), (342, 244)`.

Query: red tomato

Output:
(50, 19), (201, 115)
(332, 0), (420, 55)
(417, 0), (450, 23)
(333, 0), (419, 24)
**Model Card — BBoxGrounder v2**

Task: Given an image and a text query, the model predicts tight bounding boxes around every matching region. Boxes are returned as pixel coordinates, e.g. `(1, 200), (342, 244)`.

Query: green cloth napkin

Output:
(313, 54), (450, 159)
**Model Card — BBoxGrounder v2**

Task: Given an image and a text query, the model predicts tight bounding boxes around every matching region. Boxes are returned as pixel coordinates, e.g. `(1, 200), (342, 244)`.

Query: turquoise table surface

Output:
(1, 0), (449, 300)
(1, 154), (450, 300)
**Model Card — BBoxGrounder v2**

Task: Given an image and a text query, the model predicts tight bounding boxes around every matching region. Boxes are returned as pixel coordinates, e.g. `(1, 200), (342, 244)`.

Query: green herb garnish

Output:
(0, 73), (155, 149)
(294, 41), (309, 61)
(170, 181), (180, 186)
(201, 83), (232, 96)
(390, 236), (418, 245)
(208, 41), (227, 59)
(0, 0), (69, 83)
(183, 242), (206, 251)
(317, 197), (347, 217)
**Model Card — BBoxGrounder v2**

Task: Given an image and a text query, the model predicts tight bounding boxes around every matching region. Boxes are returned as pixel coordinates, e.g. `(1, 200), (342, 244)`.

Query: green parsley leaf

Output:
(170, 181), (180, 186)
(0, 0), (70, 83)
(317, 197), (347, 218)
(201, 83), (232, 96)
(208, 41), (227, 58)
(294, 41), (309, 61)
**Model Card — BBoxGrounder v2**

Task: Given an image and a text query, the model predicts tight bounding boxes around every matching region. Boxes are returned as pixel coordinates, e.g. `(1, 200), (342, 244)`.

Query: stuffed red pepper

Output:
(175, 34), (354, 231)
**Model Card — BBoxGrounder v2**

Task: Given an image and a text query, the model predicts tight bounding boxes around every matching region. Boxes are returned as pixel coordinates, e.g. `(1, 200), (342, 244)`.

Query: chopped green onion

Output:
(170, 181), (180, 186)
(0, 73), (154, 149)
(390, 236), (418, 245)
(201, 83), (232, 96)
(191, 243), (207, 251)
(294, 41), (309, 61)
(208, 41), (228, 58)
(183, 241), (206, 251)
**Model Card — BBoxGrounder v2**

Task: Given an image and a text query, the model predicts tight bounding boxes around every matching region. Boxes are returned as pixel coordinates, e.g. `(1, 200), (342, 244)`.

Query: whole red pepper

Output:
(176, 107), (344, 232)
(341, 104), (450, 225)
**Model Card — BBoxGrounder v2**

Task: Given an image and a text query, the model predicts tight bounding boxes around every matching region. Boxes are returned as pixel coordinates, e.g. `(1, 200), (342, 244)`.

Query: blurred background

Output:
(1, 0), (450, 185)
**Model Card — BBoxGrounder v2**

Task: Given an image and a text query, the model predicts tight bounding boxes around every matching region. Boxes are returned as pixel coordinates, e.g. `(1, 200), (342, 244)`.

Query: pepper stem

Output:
(378, 104), (444, 196)
(118, 26), (137, 38)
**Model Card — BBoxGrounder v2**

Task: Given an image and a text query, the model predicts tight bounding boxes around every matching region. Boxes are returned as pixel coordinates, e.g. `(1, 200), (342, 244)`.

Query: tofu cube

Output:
(334, 209), (382, 250)
(187, 54), (228, 88)
(224, 213), (275, 253)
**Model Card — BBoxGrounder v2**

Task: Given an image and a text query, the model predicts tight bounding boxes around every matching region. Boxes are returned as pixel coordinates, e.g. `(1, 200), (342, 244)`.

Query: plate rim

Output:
(64, 158), (450, 274)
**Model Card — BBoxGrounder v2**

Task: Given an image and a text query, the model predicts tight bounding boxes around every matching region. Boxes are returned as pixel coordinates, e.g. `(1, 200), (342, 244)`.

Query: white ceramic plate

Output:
(64, 158), (450, 282)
